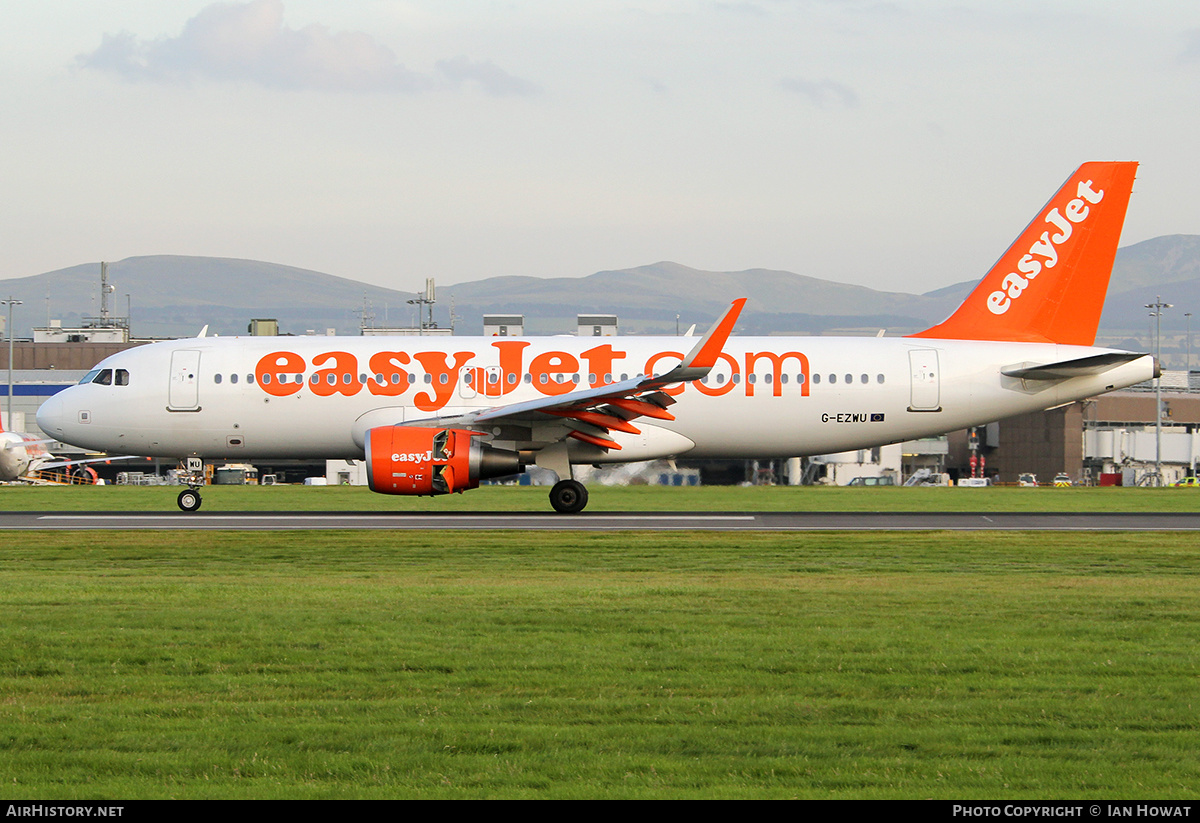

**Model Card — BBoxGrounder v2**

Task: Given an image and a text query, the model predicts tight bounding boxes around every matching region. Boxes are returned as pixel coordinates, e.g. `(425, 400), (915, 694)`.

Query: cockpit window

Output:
(92, 369), (113, 386)
(79, 369), (101, 385)
(115, 369), (129, 386)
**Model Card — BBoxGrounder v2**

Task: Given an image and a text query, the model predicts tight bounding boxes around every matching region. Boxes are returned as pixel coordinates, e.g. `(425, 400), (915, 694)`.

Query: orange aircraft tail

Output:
(910, 161), (1138, 345)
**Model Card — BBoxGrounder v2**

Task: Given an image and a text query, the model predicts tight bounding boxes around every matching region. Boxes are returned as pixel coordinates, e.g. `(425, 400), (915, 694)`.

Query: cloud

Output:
(435, 56), (541, 97)
(77, 0), (535, 95)
(780, 77), (859, 108)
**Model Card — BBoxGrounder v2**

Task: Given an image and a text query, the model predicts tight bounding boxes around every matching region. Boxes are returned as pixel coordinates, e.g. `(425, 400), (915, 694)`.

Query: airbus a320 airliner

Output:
(37, 162), (1154, 513)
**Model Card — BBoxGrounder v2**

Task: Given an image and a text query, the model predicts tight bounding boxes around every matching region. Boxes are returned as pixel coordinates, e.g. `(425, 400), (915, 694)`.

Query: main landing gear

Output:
(549, 479), (588, 514)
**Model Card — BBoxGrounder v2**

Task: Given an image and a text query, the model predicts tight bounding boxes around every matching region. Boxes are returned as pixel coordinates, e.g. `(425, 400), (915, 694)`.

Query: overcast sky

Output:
(4, 1), (1200, 298)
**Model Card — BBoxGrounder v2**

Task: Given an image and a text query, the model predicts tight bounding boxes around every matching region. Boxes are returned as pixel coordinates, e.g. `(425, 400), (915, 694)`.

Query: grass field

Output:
(0, 528), (1198, 799)
(3, 481), (1200, 512)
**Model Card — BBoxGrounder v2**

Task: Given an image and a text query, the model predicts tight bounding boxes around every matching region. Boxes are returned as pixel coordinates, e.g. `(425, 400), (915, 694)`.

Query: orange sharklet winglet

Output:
(683, 298), (747, 370)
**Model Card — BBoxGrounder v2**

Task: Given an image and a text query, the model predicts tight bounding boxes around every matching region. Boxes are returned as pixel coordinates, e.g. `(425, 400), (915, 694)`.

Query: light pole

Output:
(1186, 312), (1193, 376)
(1, 297), (22, 431)
(1146, 296), (1172, 485)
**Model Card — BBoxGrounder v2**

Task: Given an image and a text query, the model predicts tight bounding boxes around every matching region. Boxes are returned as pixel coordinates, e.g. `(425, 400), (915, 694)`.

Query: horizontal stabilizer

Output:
(1001, 352), (1152, 381)
(3, 437), (54, 451)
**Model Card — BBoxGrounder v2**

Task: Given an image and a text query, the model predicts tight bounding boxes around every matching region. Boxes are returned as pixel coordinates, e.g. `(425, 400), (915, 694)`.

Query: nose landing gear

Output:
(177, 456), (204, 512)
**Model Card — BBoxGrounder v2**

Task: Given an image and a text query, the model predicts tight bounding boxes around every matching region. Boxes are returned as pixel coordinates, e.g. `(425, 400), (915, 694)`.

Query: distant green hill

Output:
(441, 261), (960, 335)
(3, 236), (1197, 339)
(0, 256), (421, 338)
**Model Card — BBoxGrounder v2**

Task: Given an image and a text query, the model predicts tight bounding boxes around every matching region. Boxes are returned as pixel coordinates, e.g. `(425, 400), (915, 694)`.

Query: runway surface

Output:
(3, 511), (1199, 531)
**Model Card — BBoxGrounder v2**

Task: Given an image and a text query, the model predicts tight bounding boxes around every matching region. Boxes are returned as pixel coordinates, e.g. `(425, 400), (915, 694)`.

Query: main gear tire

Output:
(549, 479), (588, 514)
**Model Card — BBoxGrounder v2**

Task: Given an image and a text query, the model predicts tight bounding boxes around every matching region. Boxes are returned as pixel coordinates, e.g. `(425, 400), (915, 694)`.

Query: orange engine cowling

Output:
(364, 426), (523, 496)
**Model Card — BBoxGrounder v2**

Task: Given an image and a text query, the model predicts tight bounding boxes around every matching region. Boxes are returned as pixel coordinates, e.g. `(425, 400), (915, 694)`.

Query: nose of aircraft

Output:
(36, 394), (64, 437)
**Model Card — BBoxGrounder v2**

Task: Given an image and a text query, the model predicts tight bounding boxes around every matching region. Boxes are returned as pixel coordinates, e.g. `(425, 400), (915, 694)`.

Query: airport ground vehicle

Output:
(847, 476), (896, 487)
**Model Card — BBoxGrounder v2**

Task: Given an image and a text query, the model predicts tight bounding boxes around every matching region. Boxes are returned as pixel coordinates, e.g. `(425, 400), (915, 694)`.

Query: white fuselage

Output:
(36, 335), (1156, 464)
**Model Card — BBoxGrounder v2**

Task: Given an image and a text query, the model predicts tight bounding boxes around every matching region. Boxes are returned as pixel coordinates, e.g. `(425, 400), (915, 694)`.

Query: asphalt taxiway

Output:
(2, 511), (1199, 531)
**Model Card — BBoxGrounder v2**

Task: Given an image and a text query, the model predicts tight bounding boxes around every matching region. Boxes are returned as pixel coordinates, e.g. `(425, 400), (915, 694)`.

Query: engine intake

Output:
(364, 426), (523, 495)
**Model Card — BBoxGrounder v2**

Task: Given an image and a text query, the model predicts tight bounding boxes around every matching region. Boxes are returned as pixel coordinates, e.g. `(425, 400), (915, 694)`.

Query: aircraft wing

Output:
(406, 298), (747, 450)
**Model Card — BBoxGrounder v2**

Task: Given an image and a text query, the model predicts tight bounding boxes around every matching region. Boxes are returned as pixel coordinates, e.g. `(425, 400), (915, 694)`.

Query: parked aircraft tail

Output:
(910, 161), (1138, 346)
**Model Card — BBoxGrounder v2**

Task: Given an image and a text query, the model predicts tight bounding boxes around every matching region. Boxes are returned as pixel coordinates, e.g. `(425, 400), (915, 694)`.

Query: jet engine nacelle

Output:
(364, 426), (523, 496)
